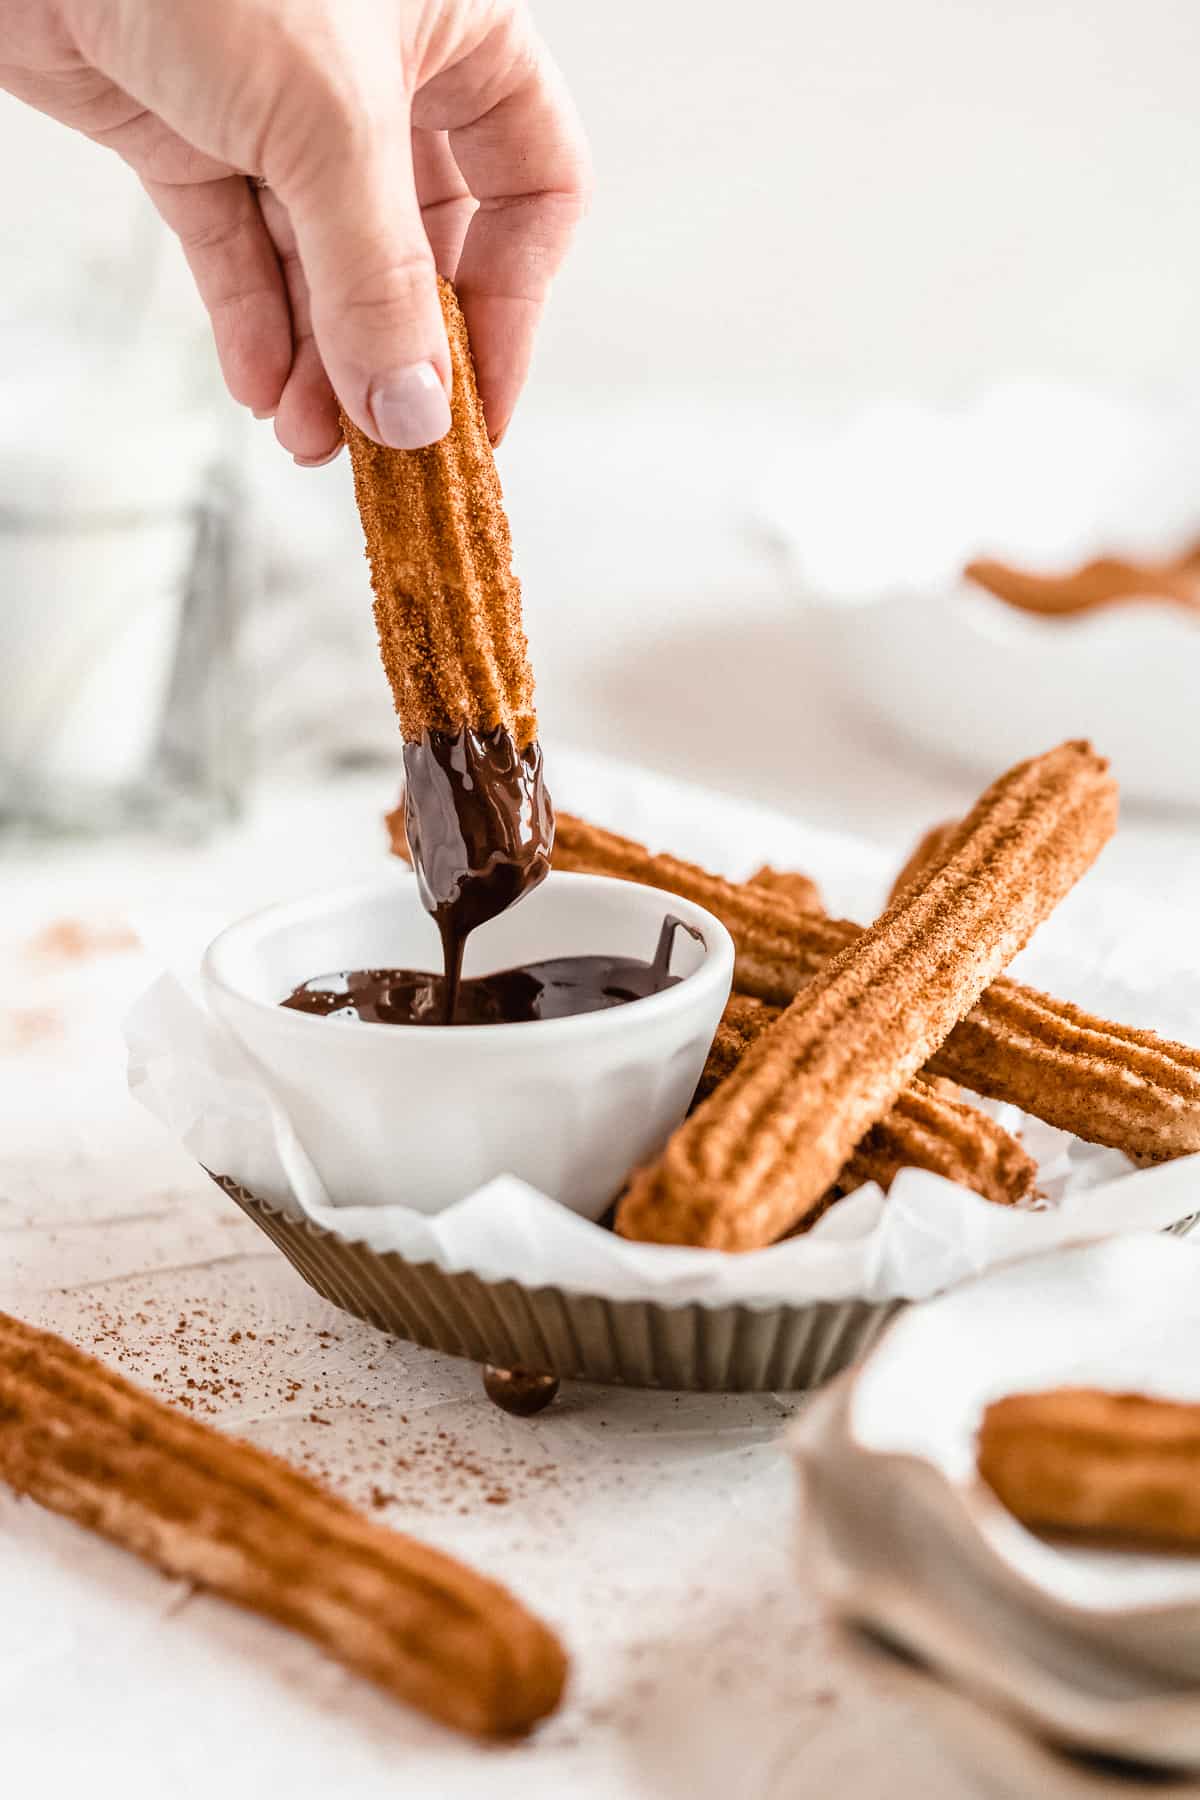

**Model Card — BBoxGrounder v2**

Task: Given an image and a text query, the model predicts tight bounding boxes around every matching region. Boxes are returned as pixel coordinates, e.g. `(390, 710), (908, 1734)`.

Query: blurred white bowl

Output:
(202, 869), (733, 1218)
(759, 385), (1200, 809)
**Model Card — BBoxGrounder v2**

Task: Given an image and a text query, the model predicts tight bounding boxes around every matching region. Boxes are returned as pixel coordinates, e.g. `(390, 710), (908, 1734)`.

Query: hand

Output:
(1, 0), (590, 460)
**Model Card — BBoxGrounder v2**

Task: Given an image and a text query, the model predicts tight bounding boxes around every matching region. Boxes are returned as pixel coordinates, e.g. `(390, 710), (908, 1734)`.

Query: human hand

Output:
(1, 0), (589, 460)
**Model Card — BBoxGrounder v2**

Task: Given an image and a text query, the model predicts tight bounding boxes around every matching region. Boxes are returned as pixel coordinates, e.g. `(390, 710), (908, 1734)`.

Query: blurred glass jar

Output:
(0, 331), (254, 840)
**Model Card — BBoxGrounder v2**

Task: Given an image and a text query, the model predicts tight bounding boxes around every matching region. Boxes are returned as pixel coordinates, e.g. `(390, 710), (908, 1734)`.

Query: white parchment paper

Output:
(124, 751), (1200, 1311)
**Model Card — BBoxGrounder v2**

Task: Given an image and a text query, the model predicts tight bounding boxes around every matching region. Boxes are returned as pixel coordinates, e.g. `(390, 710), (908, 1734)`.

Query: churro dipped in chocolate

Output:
(0, 1309), (565, 1736)
(616, 742), (1115, 1249)
(697, 995), (1037, 1209)
(346, 278), (552, 1015)
(548, 811), (1200, 1161)
(979, 1388), (1200, 1548)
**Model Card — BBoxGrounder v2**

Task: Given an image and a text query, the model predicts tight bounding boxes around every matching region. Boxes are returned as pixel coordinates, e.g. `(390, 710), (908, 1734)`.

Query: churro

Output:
(979, 1388), (1200, 1548)
(748, 865), (823, 911)
(697, 996), (1036, 1208)
(345, 279), (552, 1013)
(550, 812), (1200, 1160)
(344, 278), (535, 749)
(0, 1309), (565, 1736)
(615, 742), (1114, 1249)
(965, 543), (1200, 620)
(888, 820), (958, 905)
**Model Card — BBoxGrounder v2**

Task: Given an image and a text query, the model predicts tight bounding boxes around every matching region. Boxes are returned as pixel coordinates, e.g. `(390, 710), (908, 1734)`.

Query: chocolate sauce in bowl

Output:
(281, 917), (700, 1027)
(401, 727), (554, 1020)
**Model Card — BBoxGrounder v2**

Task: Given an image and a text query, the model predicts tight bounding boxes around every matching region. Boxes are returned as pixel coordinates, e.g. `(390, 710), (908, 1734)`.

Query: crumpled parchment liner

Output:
(125, 970), (1200, 1312)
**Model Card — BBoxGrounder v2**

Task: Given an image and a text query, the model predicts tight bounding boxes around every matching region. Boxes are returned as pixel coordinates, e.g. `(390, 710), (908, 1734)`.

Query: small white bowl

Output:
(201, 870), (734, 1219)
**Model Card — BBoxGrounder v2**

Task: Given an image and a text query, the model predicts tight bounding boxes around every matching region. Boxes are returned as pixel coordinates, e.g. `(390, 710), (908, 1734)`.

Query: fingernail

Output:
(294, 445), (342, 468)
(252, 407), (275, 421)
(367, 363), (451, 449)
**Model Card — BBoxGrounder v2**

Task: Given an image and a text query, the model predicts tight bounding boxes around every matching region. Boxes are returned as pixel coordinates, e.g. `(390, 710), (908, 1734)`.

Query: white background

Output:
(3, 0), (1200, 835)
(4, 0), (1200, 407)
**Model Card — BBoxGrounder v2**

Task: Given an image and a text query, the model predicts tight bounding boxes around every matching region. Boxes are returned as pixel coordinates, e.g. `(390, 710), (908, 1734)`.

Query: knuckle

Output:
(180, 206), (250, 258)
(335, 253), (438, 322)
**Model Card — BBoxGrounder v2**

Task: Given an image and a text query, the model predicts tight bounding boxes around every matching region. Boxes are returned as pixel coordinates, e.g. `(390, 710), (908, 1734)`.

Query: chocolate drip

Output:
(402, 727), (554, 1020)
(281, 917), (700, 1028)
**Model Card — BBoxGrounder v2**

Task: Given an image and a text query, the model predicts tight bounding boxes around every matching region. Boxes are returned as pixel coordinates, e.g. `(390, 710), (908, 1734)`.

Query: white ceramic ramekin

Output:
(201, 869), (734, 1218)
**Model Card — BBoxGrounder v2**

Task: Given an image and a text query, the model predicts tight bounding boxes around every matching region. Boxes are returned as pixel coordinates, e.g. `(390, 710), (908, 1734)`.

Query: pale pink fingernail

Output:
(252, 407), (276, 421)
(367, 363), (450, 449)
(294, 445), (342, 468)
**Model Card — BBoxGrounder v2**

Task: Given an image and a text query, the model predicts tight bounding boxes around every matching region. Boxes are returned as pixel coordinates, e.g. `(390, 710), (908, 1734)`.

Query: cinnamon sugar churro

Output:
(345, 279), (552, 1016)
(965, 543), (1200, 620)
(697, 995), (1036, 1208)
(888, 820), (958, 905)
(344, 279), (536, 751)
(979, 1388), (1200, 1548)
(0, 1310), (566, 1736)
(616, 741), (1115, 1249)
(549, 811), (1200, 1161)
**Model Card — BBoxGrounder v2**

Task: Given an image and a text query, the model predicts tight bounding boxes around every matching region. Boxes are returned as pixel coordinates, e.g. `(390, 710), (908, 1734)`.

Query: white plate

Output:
(759, 385), (1200, 809)
(792, 1237), (1200, 1769)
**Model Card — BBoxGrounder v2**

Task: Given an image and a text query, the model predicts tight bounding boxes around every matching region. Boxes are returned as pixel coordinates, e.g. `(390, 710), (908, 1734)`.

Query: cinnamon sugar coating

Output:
(0, 1310), (565, 1737)
(888, 820), (958, 906)
(615, 742), (1115, 1249)
(979, 1388), (1200, 1546)
(696, 995), (1036, 1210)
(747, 865), (823, 911)
(552, 806), (1200, 1160)
(344, 278), (537, 748)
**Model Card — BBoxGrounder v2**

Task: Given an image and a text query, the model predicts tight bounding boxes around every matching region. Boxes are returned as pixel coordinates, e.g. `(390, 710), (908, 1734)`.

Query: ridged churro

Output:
(344, 277), (536, 750)
(0, 1310), (566, 1736)
(979, 1388), (1200, 1547)
(346, 279), (552, 1011)
(697, 995), (1036, 1208)
(888, 820), (958, 905)
(550, 811), (1200, 1161)
(748, 865), (823, 912)
(965, 544), (1200, 620)
(615, 742), (1115, 1249)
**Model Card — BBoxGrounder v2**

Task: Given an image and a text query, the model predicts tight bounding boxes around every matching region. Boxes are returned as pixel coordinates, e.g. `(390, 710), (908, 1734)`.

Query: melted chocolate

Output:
(482, 1366), (560, 1416)
(402, 727), (554, 1020)
(281, 916), (699, 1027)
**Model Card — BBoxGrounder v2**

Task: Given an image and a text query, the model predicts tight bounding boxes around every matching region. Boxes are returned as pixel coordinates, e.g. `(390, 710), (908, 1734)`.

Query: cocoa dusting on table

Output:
(28, 919), (140, 962)
(2, 1008), (63, 1052)
(53, 1286), (566, 1522)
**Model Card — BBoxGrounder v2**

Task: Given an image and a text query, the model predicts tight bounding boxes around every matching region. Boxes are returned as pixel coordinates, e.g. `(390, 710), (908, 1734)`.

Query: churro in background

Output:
(979, 1388), (1200, 1549)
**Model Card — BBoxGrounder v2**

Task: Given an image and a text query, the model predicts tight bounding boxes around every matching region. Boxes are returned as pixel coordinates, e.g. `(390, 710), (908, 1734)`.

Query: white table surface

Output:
(2, 738), (1196, 1799)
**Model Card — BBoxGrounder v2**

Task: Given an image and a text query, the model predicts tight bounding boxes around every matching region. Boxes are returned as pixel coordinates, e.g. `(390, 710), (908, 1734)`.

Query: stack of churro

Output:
(392, 741), (1200, 1247)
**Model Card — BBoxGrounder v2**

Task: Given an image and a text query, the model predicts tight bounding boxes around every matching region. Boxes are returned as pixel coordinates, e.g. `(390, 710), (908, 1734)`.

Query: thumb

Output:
(277, 113), (452, 449)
